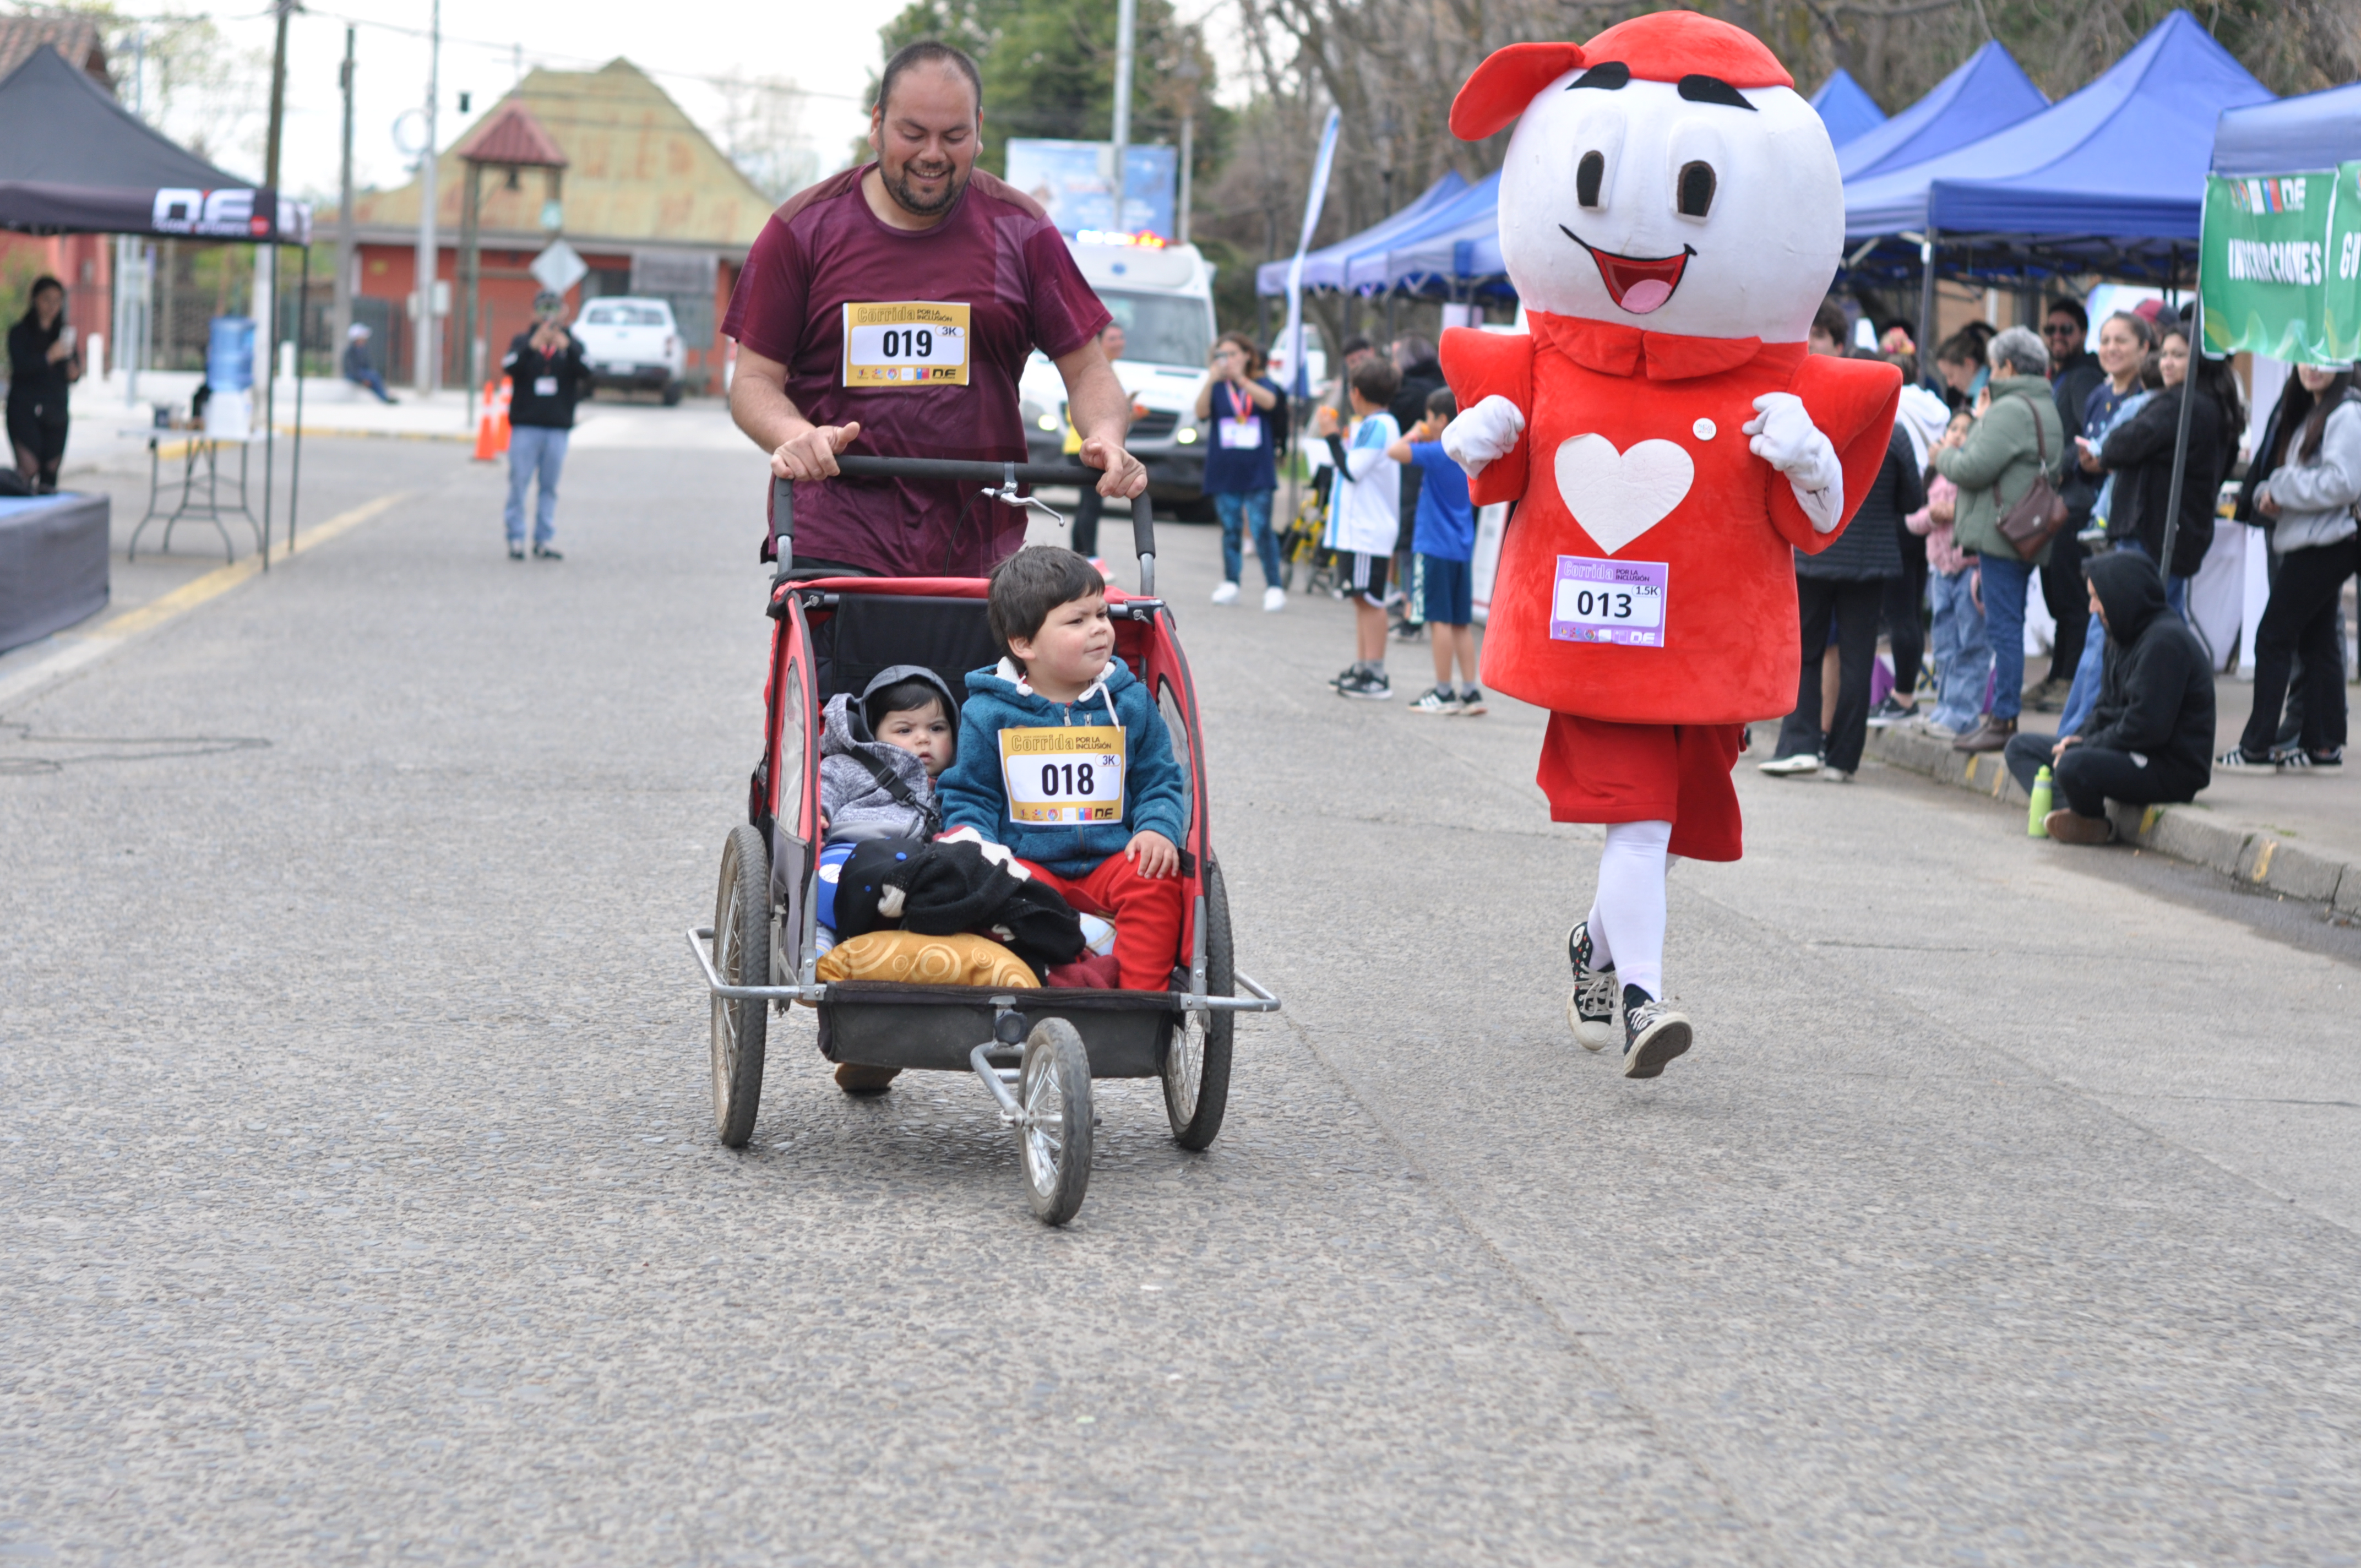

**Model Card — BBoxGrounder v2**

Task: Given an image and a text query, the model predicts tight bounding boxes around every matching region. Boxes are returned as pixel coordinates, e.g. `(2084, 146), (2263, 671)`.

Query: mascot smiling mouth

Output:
(1559, 226), (1696, 315)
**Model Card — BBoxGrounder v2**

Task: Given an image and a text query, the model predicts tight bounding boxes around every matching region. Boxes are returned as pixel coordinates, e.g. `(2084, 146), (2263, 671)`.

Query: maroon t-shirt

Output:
(724, 164), (1111, 575)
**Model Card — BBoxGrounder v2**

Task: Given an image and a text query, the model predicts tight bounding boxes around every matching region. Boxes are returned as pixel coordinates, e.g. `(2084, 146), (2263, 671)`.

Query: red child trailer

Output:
(689, 455), (1280, 1224)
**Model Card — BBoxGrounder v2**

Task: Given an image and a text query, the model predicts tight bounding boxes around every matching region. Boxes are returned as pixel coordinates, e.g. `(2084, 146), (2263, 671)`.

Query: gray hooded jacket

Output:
(818, 665), (958, 843)
(2264, 394), (2361, 556)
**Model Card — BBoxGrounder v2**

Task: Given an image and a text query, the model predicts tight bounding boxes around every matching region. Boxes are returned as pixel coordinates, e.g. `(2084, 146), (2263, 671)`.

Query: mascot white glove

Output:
(1745, 392), (1845, 534)
(1441, 395), (1527, 477)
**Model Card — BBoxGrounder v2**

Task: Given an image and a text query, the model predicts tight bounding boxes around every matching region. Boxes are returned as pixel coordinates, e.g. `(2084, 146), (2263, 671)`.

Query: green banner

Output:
(2201, 165), (2360, 365)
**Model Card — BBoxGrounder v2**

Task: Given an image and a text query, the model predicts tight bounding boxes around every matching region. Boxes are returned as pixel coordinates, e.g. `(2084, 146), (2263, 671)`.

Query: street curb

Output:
(273, 424), (476, 445)
(1864, 724), (2361, 916)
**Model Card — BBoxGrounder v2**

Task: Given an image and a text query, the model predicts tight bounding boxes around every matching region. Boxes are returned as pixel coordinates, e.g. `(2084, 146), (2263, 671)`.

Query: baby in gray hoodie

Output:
(819, 665), (958, 843)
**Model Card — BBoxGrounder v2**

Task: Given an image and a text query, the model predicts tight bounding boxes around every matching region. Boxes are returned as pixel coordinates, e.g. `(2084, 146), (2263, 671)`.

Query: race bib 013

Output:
(1549, 556), (1667, 647)
(842, 301), (971, 388)
(1000, 725), (1125, 825)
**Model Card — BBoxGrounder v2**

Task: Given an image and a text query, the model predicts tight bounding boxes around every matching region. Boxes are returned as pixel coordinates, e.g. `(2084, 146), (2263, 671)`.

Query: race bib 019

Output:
(842, 301), (971, 388)
(999, 725), (1125, 825)
(1549, 556), (1667, 647)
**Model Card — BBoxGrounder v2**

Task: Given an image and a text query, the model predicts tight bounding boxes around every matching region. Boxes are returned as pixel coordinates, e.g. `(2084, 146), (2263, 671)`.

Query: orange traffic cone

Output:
(493, 377), (512, 455)
(472, 378), (502, 461)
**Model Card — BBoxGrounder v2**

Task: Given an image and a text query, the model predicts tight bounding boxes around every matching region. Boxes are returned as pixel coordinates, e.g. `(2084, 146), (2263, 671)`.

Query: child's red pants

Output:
(1018, 854), (1187, 991)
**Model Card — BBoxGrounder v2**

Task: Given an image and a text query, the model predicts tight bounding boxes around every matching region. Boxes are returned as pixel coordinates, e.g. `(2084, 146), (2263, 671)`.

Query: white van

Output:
(1021, 237), (1217, 510)
(574, 297), (687, 405)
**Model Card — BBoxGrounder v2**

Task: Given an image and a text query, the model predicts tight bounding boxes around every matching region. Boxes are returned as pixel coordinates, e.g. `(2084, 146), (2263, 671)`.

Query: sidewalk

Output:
(1864, 672), (2361, 917)
(63, 375), (735, 478)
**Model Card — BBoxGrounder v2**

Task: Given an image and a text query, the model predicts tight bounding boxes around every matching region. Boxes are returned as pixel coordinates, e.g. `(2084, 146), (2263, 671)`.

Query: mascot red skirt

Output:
(1438, 12), (1901, 1076)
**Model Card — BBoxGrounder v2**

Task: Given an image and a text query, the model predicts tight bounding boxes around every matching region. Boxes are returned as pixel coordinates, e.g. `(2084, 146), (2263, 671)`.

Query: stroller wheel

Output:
(1018, 1019), (1094, 1226)
(709, 823), (770, 1147)
(1163, 862), (1236, 1150)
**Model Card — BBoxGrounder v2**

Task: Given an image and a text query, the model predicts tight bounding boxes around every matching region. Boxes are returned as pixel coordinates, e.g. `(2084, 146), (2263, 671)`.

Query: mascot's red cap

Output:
(1449, 12), (1796, 140)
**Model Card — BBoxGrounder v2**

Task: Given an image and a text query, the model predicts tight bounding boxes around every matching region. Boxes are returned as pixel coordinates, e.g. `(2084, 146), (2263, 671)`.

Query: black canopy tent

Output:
(0, 46), (315, 560)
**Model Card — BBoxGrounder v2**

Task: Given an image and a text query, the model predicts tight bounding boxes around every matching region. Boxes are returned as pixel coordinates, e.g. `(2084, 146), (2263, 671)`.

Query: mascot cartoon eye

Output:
(1676, 160), (1717, 219)
(1577, 151), (1606, 209)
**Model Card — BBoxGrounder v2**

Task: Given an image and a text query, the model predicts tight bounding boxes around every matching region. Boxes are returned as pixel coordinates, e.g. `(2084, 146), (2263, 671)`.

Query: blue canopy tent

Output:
(1845, 9), (2272, 284)
(2211, 80), (2361, 177)
(1836, 42), (2046, 183)
(1254, 171), (1468, 296)
(1343, 172), (1506, 296)
(1810, 69), (1887, 148)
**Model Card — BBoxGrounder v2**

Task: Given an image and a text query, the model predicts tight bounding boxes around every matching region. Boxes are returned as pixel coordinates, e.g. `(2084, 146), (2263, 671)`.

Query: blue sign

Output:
(1004, 139), (1177, 239)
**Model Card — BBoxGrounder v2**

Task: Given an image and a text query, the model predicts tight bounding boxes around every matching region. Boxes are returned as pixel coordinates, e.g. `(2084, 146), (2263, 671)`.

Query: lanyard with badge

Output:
(842, 301), (972, 387)
(999, 723), (1125, 825)
(1217, 382), (1263, 450)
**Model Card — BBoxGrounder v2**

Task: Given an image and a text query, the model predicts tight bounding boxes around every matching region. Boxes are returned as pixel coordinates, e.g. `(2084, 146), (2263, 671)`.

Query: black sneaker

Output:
(532, 542), (564, 560)
(507, 542), (526, 560)
(1620, 986), (1693, 1079)
(1455, 685), (1488, 715)
(1328, 661), (1364, 690)
(1564, 922), (1617, 1051)
(1865, 694), (1917, 728)
(1408, 685), (1461, 715)
(2216, 745), (2271, 769)
(1337, 667), (1392, 701)
(2282, 747), (2341, 771)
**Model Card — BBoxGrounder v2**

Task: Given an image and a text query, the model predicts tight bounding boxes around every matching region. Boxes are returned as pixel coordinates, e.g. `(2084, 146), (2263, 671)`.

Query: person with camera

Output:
(501, 291), (592, 560)
(1193, 331), (1288, 610)
(7, 276), (81, 494)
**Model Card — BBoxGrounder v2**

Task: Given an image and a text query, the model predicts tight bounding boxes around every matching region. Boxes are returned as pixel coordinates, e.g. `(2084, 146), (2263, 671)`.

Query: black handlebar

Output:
(768, 455), (1156, 591)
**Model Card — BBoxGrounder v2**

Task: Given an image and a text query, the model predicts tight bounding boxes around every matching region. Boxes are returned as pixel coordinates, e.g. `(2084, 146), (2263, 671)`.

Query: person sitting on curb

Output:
(2002, 551), (2213, 845)
(341, 324), (398, 404)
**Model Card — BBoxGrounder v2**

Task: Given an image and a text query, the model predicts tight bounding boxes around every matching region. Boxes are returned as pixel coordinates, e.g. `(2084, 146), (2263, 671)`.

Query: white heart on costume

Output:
(1552, 434), (1695, 554)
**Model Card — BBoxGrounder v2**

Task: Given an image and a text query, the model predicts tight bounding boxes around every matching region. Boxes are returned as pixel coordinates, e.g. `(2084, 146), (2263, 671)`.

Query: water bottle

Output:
(2027, 765), (2053, 837)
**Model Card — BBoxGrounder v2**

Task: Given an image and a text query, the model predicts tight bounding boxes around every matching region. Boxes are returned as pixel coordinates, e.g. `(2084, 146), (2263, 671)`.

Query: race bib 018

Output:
(842, 301), (971, 388)
(1549, 556), (1667, 647)
(999, 725), (1125, 825)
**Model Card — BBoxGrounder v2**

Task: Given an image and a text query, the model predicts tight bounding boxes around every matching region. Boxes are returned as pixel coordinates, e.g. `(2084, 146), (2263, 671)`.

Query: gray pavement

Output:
(4, 429), (2358, 1564)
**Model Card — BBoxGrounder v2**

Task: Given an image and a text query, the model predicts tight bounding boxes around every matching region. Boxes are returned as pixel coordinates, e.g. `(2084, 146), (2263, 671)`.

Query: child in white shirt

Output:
(1313, 355), (1405, 699)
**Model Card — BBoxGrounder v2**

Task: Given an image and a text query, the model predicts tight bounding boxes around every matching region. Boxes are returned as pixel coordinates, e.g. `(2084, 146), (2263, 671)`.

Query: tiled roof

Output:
(455, 102), (566, 168)
(342, 59), (773, 252)
(0, 15), (111, 90)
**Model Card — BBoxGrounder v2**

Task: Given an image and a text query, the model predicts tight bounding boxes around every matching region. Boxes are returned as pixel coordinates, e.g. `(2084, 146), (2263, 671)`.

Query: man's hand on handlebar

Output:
(1076, 435), (1149, 500)
(771, 421), (863, 483)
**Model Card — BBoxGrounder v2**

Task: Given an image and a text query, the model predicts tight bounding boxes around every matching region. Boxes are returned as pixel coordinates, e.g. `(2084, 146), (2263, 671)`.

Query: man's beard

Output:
(884, 156), (966, 216)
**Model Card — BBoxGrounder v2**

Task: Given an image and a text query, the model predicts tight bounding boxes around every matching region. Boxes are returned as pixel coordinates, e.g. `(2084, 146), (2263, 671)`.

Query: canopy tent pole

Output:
(290, 240), (308, 549)
(2157, 251), (2202, 580)
(263, 241), (277, 570)
(1916, 229), (1940, 392)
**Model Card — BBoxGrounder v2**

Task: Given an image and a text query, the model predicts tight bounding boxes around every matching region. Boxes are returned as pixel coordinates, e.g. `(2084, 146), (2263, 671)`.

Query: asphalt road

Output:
(4, 421), (2358, 1565)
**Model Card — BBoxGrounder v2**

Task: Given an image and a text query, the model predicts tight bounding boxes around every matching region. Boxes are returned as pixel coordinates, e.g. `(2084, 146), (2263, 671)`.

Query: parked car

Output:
(574, 297), (686, 405)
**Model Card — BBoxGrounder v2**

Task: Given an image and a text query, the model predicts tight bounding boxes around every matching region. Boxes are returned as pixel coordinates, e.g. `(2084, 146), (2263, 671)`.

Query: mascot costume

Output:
(1438, 12), (1901, 1077)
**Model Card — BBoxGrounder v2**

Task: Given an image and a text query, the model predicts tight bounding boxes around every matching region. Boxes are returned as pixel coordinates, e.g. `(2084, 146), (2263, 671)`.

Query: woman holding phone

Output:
(7, 275), (81, 493)
(1193, 330), (1289, 610)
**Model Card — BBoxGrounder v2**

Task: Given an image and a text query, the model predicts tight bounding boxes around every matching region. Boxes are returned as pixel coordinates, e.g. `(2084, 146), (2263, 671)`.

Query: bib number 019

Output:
(877, 327), (935, 360)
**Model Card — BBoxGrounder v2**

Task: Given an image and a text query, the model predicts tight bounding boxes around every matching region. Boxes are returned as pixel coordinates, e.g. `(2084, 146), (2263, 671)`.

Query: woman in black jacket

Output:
(2096, 325), (2241, 611)
(1762, 421), (1925, 781)
(6, 275), (80, 493)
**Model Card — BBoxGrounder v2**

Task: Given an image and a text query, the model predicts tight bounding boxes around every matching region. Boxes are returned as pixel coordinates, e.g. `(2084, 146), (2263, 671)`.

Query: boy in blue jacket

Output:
(937, 547), (1188, 990)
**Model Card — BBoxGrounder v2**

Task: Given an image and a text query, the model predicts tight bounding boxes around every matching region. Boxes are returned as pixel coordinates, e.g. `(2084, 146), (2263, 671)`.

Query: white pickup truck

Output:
(573, 297), (687, 405)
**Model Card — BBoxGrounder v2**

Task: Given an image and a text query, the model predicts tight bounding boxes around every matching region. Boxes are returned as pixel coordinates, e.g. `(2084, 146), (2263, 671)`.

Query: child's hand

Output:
(1125, 830), (1178, 879)
(1312, 405), (1340, 438)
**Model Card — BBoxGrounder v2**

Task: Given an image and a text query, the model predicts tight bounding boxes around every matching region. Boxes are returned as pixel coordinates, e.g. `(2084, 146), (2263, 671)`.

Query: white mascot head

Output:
(1452, 12), (1841, 345)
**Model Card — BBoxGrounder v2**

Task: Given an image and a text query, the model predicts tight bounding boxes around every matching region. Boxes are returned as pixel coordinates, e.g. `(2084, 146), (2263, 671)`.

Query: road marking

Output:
(0, 491), (411, 711)
(2251, 839), (2277, 881)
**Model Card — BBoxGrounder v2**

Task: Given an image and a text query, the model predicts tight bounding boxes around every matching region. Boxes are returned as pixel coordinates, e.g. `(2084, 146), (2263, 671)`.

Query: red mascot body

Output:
(1437, 13), (1901, 1075)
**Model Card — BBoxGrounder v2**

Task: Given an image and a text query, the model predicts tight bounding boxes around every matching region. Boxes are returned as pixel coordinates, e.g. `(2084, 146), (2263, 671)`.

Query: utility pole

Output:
(333, 27), (356, 355)
(1173, 52), (1200, 244)
(259, 0), (296, 402)
(118, 25), (148, 404)
(1109, 0), (1135, 233)
(414, 0), (442, 395)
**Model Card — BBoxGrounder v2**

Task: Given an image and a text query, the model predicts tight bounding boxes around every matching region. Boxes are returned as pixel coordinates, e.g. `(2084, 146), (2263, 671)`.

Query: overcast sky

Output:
(179, 0), (1247, 209)
(187, 0), (894, 203)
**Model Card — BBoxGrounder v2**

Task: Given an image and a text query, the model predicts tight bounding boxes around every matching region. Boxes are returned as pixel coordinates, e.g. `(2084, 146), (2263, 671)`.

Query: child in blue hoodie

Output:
(936, 547), (1189, 990)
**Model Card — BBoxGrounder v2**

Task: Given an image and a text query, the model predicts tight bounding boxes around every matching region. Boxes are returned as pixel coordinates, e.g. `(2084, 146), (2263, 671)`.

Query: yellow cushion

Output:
(816, 930), (1038, 990)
